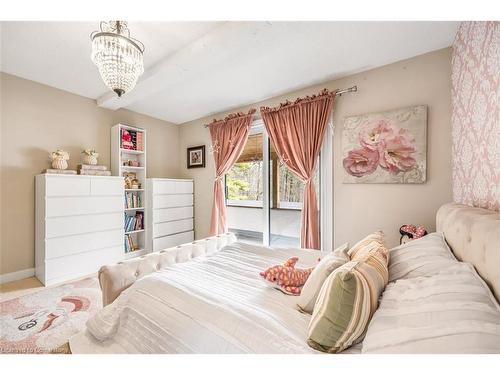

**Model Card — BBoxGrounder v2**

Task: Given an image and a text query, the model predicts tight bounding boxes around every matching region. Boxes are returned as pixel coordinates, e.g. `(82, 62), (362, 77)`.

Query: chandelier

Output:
(90, 21), (145, 97)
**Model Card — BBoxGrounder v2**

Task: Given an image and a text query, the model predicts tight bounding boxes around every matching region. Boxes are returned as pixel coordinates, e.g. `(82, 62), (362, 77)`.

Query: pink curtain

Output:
(260, 89), (336, 249)
(208, 109), (256, 235)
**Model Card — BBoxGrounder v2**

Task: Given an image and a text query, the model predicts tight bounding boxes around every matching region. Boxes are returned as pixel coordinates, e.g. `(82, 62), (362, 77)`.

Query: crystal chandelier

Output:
(90, 21), (145, 97)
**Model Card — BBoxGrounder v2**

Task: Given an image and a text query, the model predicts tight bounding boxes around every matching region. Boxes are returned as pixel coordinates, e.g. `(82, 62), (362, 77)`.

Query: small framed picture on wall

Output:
(187, 145), (206, 169)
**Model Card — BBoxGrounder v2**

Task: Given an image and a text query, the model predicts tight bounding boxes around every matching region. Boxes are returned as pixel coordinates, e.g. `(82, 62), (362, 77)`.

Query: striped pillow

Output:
(296, 243), (350, 314)
(307, 250), (389, 353)
(348, 231), (389, 264)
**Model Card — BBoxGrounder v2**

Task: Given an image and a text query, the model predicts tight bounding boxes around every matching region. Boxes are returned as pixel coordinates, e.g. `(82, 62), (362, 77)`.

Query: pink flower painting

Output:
(342, 106), (427, 183)
(343, 147), (379, 177)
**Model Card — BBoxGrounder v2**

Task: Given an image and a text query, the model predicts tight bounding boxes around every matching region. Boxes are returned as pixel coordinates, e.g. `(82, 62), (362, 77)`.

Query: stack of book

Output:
(43, 169), (77, 174)
(136, 132), (144, 151)
(125, 192), (142, 208)
(77, 164), (111, 176)
(124, 211), (144, 232)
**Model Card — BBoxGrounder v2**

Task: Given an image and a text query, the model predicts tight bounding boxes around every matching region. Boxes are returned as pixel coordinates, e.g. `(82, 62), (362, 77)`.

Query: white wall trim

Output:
(0, 268), (35, 284)
(320, 120), (334, 252)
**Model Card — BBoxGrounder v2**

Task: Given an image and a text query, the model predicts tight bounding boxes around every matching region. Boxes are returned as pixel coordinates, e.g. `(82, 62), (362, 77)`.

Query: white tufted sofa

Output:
(98, 233), (237, 306)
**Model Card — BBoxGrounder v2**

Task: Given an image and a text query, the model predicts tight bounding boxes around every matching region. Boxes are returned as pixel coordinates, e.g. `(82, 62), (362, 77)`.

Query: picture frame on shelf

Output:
(187, 145), (206, 169)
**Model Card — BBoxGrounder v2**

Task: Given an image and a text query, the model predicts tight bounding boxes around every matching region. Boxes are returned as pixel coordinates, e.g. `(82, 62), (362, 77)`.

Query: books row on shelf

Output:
(121, 128), (144, 151)
(125, 192), (142, 209)
(124, 212), (144, 232)
(124, 234), (139, 253)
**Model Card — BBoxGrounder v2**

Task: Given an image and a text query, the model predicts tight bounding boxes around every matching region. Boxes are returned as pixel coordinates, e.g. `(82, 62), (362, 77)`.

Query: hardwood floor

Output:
(0, 277), (45, 302)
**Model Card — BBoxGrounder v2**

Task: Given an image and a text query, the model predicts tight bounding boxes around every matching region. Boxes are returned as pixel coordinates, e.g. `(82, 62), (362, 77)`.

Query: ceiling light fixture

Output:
(90, 21), (145, 98)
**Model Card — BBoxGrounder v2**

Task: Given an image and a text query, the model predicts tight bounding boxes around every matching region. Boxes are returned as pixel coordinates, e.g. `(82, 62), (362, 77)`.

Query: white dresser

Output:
(35, 174), (124, 286)
(146, 178), (194, 251)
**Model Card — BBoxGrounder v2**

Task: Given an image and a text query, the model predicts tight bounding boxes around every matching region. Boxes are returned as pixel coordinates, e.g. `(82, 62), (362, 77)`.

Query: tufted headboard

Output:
(437, 203), (500, 303)
(99, 233), (237, 306)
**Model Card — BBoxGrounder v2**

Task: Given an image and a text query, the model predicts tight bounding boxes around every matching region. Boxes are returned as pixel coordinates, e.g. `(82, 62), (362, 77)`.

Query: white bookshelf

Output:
(111, 123), (148, 259)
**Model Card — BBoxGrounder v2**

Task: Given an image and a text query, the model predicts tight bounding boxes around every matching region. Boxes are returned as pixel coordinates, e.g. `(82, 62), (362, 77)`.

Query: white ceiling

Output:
(1, 21), (459, 124)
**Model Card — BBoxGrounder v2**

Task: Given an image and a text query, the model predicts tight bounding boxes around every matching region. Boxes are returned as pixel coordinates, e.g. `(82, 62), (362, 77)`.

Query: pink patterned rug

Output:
(0, 278), (101, 354)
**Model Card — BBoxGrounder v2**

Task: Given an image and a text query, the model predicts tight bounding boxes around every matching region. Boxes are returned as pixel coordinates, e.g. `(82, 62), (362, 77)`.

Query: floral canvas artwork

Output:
(342, 105), (427, 183)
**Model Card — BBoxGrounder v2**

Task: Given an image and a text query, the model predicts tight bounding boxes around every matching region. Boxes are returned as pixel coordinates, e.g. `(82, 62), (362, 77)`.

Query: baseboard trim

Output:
(0, 268), (35, 284)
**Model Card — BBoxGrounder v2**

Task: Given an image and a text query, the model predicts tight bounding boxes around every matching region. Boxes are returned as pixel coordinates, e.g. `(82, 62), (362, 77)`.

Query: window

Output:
(226, 133), (264, 207)
(269, 145), (319, 210)
(226, 161), (264, 205)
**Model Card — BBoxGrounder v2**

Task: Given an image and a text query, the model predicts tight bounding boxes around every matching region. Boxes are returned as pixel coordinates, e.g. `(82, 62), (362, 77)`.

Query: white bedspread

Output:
(71, 242), (359, 354)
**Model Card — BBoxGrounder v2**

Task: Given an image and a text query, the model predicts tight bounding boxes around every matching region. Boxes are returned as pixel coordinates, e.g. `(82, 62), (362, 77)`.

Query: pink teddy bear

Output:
(259, 257), (314, 295)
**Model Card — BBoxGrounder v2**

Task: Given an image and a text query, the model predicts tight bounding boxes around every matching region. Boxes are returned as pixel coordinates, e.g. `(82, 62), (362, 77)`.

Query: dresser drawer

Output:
(45, 176), (90, 197)
(44, 246), (123, 285)
(153, 194), (193, 208)
(174, 181), (193, 194)
(154, 218), (193, 238)
(153, 180), (177, 194)
(153, 180), (193, 194)
(45, 229), (123, 259)
(46, 212), (123, 238)
(46, 196), (123, 217)
(153, 206), (193, 223)
(91, 178), (123, 196)
(153, 231), (194, 251)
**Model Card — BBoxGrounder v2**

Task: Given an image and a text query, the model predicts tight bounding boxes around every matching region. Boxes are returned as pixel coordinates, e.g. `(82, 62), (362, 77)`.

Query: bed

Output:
(69, 203), (500, 354)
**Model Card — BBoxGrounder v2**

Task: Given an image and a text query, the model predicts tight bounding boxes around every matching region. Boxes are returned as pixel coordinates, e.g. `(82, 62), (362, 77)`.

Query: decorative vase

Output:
(52, 158), (68, 170)
(82, 154), (98, 165)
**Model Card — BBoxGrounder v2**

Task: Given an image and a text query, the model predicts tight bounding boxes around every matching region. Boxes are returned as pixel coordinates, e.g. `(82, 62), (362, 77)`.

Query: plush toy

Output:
(121, 129), (134, 150)
(259, 257), (314, 295)
(399, 224), (428, 244)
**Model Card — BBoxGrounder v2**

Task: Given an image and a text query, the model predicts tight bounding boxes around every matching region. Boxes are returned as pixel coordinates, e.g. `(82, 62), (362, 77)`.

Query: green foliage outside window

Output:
(226, 162), (262, 201)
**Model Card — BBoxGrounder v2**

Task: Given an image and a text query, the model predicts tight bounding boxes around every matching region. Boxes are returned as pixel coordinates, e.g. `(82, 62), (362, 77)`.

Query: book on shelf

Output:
(124, 192), (142, 208)
(131, 131), (137, 149)
(77, 164), (108, 171)
(124, 211), (144, 232)
(124, 234), (138, 253)
(43, 169), (77, 175)
(78, 170), (112, 176)
(136, 132), (144, 151)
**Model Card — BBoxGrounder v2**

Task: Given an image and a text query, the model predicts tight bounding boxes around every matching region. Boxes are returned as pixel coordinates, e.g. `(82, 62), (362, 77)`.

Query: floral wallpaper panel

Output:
(451, 21), (499, 211)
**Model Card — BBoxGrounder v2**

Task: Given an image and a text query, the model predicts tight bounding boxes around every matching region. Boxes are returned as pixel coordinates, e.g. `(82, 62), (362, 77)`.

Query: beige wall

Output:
(0, 47), (453, 275)
(179, 48), (453, 249)
(0, 73), (181, 275)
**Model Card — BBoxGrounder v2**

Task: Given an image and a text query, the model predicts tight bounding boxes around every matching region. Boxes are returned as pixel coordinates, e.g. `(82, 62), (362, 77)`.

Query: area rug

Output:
(0, 277), (101, 354)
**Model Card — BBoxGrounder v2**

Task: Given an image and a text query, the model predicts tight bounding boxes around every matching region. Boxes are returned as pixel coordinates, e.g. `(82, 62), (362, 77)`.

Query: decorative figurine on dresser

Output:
(78, 148), (112, 176)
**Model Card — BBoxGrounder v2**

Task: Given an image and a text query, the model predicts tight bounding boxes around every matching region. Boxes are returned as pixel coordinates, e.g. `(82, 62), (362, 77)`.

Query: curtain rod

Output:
(203, 86), (357, 127)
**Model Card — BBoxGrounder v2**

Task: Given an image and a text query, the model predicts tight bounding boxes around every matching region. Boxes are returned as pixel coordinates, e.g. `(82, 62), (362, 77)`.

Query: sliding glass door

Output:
(225, 129), (265, 244)
(225, 120), (320, 248)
